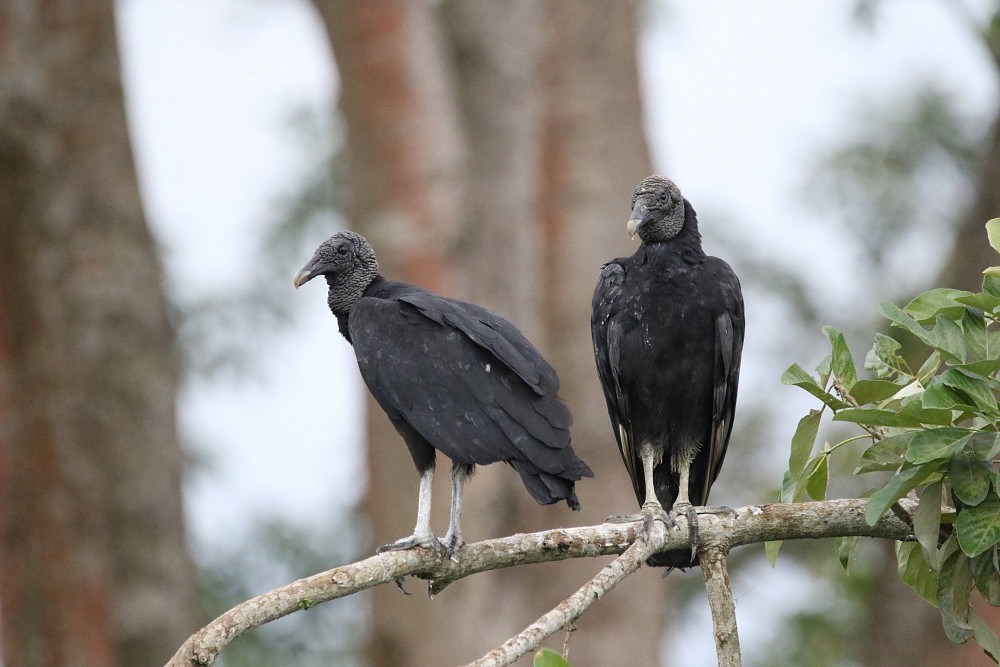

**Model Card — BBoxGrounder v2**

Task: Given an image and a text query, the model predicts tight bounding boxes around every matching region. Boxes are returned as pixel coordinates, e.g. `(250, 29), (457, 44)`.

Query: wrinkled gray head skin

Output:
(294, 230), (379, 315)
(628, 175), (685, 243)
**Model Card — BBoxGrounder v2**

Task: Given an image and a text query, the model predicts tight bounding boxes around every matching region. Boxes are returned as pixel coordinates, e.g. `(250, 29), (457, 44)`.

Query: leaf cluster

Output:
(775, 220), (1000, 660)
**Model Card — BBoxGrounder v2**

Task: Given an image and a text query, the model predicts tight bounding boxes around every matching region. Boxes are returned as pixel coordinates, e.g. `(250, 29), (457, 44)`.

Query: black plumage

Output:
(295, 231), (592, 554)
(591, 176), (744, 568)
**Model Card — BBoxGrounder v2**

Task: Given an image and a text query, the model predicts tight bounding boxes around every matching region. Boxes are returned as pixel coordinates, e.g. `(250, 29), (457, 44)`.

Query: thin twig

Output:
(561, 622), (575, 659)
(464, 524), (667, 667)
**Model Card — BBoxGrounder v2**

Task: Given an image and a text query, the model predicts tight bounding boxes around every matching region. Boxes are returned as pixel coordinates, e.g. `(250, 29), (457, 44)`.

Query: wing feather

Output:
(694, 266), (745, 505)
(592, 262), (643, 501)
(349, 291), (586, 482)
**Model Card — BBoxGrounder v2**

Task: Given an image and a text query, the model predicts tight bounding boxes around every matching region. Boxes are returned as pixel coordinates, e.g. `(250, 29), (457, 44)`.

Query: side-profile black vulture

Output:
(295, 231), (592, 554)
(591, 175), (744, 568)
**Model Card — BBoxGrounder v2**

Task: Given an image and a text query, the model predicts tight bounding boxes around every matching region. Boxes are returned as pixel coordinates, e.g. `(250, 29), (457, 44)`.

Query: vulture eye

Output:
(658, 192), (668, 204)
(336, 244), (348, 255)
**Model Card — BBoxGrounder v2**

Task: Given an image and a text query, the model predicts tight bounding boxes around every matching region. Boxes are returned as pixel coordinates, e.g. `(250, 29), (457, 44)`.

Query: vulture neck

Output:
(329, 273), (384, 343)
(643, 199), (704, 261)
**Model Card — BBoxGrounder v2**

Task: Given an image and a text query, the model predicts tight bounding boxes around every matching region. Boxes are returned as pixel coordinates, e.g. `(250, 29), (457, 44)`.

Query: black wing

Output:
(349, 287), (590, 506)
(694, 258), (744, 505)
(591, 261), (642, 501)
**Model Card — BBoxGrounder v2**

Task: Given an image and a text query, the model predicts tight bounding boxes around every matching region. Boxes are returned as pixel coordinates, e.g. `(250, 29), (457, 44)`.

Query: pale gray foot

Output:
(607, 499), (673, 540)
(376, 532), (445, 555)
(668, 502), (699, 561)
(440, 530), (463, 560)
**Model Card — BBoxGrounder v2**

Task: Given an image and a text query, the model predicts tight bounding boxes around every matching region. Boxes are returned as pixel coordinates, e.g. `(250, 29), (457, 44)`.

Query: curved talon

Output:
(640, 503), (672, 539)
(667, 503), (700, 560)
(393, 577), (412, 595)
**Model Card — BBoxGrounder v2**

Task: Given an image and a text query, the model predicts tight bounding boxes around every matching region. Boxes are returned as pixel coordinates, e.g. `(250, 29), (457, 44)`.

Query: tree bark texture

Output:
(0, 2), (197, 665)
(314, 0), (659, 664)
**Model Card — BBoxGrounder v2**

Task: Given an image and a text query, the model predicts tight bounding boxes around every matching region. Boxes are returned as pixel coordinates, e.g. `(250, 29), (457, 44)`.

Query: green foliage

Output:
(777, 220), (1000, 660)
(533, 648), (572, 667)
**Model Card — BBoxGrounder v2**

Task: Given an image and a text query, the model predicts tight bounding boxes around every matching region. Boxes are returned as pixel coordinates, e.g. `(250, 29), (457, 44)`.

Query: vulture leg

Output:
(441, 463), (473, 558)
(607, 442), (670, 538)
(377, 468), (443, 553)
(670, 454), (699, 561)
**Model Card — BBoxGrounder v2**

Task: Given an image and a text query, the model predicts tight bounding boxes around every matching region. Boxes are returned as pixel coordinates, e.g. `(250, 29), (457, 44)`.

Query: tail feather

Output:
(509, 459), (584, 510)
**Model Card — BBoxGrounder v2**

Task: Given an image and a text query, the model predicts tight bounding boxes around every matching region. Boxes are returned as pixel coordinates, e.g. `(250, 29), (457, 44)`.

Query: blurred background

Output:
(2, 0), (999, 665)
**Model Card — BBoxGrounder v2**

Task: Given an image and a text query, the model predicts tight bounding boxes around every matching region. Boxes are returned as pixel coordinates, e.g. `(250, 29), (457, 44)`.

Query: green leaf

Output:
(534, 648), (571, 667)
(899, 401), (955, 426)
(916, 350), (944, 385)
(834, 408), (922, 428)
(954, 291), (1000, 314)
(815, 354), (832, 387)
(970, 431), (1000, 461)
(983, 273), (1000, 298)
(778, 469), (796, 505)
(849, 379), (903, 405)
(788, 410), (822, 478)
(988, 218), (1000, 255)
(904, 288), (974, 324)
(931, 315), (967, 364)
(855, 432), (914, 474)
(953, 359), (1000, 378)
(866, 462), (939, 525)
(835, 535), (861, 573)
(865, 332), (910, 378)
(971, 609), (1000, 662)
(897, 540), (938, 605)
(880, 303), (966, 363)
(806, 454), (829, 501)
(950, 453), (994, 506)
(823, 325), (858, 389)
(880, 302), (939, 350)
(915, 482), (943, 567)
(781, 363), (850, 410)
(970, 548), (1000, 606)
(960, 309), (994, 362)
(764, 540), (782, 567)
(937, 548), (975, 643)
(905, 427), (970, 464)
(922, 383), (978, 412)
(941, 368), (999, 414)
(789, 455), (825, 503)
(956, 493), (1000, 558)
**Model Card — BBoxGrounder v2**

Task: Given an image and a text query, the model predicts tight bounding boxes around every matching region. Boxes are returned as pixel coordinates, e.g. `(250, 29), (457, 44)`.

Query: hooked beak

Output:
(627, 201), (647, 239)
(626, 218), (640, 239)
(293, 254), (325, 289)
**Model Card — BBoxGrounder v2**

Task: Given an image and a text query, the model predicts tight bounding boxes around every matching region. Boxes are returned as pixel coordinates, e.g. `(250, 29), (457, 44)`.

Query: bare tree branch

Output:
(165, 499), (916, 667)
(701, 544), (741, 667)
(464, 525), (664, 667)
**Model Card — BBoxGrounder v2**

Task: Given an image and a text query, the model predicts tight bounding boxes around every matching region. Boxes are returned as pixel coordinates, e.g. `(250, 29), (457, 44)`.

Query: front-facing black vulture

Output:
(295, 231), (592, 555)
(591, 176), (744, 568)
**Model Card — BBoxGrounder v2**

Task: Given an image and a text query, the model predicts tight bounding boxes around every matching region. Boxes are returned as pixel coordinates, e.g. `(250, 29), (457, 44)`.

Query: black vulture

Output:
(591, 176), (744, 568)
(295, 231), (592, 555)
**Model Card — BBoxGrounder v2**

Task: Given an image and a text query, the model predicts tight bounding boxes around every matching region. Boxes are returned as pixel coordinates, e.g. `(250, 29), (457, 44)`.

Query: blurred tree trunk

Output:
(0, 2), (197, 665)
(939, 113), (1000, 292)
(317, 0), (666, 664)
(312, 2), (465, 665)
